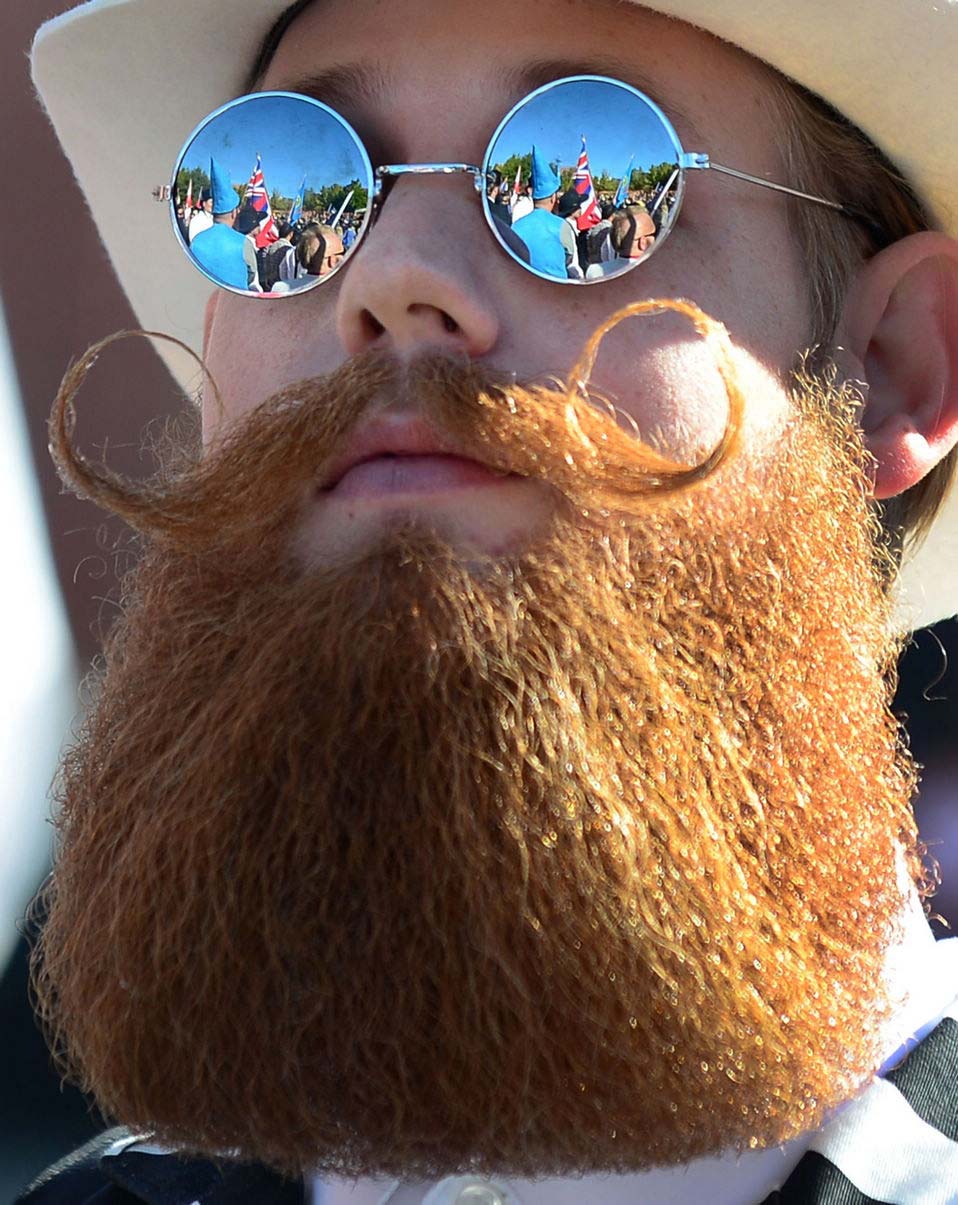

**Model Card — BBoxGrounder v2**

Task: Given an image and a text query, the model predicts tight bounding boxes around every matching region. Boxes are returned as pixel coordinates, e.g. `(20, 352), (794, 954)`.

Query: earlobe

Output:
(841, 232), (958, 500)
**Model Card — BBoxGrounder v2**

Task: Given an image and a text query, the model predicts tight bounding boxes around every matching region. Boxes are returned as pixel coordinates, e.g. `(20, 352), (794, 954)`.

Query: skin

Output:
(201, 0), (958, 557)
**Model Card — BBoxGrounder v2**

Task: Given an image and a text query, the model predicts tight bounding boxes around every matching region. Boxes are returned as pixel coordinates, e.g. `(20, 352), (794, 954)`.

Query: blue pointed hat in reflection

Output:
(209, 157), (236, 215)
(530, 146), (561, 201)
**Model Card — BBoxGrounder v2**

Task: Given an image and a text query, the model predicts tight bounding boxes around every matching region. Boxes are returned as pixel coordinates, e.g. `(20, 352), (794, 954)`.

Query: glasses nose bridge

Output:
(373, 163), (488, 201)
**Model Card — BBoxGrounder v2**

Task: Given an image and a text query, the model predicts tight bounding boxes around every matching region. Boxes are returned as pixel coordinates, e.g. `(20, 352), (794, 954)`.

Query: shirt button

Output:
(454, 1187), (507, 1204)
(423, 1175), (516, 1205)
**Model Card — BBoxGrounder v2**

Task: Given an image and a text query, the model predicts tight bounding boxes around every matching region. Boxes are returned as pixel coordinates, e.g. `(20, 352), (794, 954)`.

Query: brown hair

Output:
(296, 224), (324, 273)
(773, 76), (957, 550)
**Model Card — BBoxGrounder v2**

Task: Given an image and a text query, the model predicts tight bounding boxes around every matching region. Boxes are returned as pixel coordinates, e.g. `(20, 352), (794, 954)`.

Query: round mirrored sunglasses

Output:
(168, 74), (864, 297)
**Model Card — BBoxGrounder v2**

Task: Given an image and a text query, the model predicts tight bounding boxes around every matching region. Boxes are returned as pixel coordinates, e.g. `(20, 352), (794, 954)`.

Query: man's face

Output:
(35, 0), (923, 1180)
(320, 231), (345, 276)
(203, 197), (213, 214)
(626, 212), (658, 258)
(203, 0), (808, 565)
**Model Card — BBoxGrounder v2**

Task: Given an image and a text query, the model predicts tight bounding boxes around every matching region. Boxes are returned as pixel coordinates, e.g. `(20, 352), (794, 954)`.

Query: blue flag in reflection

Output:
(613, 156), (634, 209)
(289, 176), (307, 226)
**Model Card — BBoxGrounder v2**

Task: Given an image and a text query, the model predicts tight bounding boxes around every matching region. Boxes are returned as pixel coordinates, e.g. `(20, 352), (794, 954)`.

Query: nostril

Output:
(361, 310), (386, 339)
(406, 302), (461, 337)
(341, 287), (495, 359)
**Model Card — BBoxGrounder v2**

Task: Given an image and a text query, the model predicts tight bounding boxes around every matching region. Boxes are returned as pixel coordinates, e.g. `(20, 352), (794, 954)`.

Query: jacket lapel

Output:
(762, 1013), (958, 1203)
(101, 1140), (306, 1204)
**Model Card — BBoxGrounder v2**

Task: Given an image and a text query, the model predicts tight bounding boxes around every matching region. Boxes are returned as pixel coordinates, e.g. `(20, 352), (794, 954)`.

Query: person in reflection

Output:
(556, 187), (586, 277)
(272, 222), (345, 292)
(586, 206), (657, 278)
(582, 198), (618, 270)
(510, 180), (534, 222)
(260, 220), (295, 292)
(190, 159), (254, 291)
(487, 172), (512, 227)
(186, 188), (214, 244)
(233, 204), (266, 291)
(511, 146), (569, 278)
(300, 222), (345, 277)
(650, 176), (674, 227)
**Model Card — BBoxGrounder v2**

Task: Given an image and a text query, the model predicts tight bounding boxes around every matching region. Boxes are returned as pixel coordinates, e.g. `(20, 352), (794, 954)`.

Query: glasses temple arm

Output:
(683, 153), (885, 244)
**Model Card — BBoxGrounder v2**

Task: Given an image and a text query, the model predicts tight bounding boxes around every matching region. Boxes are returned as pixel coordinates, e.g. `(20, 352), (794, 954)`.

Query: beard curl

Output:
(31, 300), (926, 1180)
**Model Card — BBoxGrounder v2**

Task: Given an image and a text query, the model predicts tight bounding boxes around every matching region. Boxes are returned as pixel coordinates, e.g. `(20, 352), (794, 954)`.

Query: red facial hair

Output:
(31, 303), (926, 1179)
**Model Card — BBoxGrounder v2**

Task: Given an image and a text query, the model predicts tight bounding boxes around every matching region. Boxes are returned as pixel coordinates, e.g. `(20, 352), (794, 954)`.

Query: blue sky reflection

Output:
(178, 93), (370, 198)
(487, 79), (679, 179)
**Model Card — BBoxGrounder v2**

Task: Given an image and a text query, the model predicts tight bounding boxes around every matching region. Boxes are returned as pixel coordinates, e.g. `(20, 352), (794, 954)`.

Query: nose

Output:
(335, 177), (501, 361)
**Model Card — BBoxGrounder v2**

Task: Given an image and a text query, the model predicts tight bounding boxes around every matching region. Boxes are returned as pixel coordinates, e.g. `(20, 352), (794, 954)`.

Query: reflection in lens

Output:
(172, 92), (373, 295)
(483, 78), (682, 283)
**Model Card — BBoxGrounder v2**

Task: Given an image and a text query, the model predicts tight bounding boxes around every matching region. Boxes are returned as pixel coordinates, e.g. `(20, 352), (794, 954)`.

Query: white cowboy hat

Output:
(30, 0), (958, 631)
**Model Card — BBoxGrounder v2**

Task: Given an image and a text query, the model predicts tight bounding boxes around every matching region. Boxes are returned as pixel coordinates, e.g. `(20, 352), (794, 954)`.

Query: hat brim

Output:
(30, 0), (958, 629)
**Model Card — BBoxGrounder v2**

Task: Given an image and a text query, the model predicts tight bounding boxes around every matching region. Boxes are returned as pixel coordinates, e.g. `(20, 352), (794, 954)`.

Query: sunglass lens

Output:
(483, 77), (682, 283)
(172, 93), (373, 295)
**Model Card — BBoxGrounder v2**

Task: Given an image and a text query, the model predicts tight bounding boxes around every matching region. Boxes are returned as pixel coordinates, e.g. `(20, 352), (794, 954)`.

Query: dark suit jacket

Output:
(18, 1016), (958, 1204)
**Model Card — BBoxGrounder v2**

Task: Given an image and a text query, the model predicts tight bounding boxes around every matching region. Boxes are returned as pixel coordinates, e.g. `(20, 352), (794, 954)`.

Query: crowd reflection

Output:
(174, 175), (678, 292)
(176, 198), (352, 294)
(175, 181), (679, 292)
(492, 174), (677, 281)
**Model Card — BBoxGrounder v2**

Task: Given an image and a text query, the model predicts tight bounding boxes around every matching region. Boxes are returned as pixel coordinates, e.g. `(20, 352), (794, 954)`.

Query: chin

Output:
(294, 475), (556, 568)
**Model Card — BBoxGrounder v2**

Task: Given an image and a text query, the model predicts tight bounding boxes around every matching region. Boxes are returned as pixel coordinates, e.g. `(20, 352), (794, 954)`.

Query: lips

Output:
(319, 414), (511, 497)
(330, 453), (513, 499)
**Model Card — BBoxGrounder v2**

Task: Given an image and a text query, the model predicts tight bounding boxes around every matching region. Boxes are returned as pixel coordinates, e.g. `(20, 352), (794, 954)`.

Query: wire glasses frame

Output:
(167, 74), (866, 295)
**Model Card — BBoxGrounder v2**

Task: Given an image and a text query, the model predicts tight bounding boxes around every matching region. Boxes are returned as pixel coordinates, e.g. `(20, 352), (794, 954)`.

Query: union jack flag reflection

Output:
(573, 136), (603, 231)
(245, 154), (280, 249)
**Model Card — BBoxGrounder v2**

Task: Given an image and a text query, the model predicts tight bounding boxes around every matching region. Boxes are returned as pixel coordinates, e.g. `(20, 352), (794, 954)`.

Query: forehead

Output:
(258, 0), (779, 166)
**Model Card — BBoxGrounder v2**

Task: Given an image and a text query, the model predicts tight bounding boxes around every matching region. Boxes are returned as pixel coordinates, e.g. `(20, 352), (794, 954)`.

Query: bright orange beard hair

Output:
(32, 303), (923, 1180)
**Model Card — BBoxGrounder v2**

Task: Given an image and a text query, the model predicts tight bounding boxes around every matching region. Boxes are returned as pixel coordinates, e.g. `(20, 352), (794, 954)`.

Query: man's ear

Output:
(840, 231), (958, 500)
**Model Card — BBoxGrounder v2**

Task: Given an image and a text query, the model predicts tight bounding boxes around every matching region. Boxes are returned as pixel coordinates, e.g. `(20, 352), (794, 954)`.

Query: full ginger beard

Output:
(34, 303), (924, 1181)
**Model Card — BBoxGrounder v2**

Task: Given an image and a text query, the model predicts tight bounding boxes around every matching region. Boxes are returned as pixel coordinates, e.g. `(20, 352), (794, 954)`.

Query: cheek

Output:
(589, 328), (790, 469)
(598, 337), (735, 463)
(676, 190), (812, 368)
(532, 218), (806, 457)
(201, 291), (342, 446)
